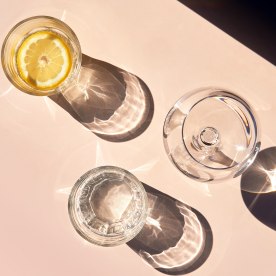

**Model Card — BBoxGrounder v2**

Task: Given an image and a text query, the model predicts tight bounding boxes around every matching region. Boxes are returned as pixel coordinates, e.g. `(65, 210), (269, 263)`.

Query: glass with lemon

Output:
(1, 16), (81, 96)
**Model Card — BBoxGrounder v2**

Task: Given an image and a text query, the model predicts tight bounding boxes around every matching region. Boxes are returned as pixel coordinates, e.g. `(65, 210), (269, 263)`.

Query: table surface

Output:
(0, 0), (276, 275)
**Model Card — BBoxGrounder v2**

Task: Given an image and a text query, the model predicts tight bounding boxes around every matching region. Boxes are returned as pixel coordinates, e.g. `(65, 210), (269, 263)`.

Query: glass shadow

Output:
(49, 54), (154, 142)
(241, 147), (276, 230)
(127, 184), (213, 275)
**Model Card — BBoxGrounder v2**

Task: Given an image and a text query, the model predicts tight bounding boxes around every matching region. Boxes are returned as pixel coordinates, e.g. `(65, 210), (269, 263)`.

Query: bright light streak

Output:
(61, 10), (67, 21)
(95, 141), (105, 166)
(43, 97), (56, 120)
(0, 85), (14, 98)
(266, 169), (276, 191)
(130, 159), (158, 174)
(56, 187), (71, 195)
(146, 216), (162, 231)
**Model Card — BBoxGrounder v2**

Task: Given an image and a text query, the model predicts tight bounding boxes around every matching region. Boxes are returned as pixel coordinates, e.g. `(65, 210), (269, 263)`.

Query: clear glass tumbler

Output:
(68, 166), (148, 246)
(1, 16), (82, 96)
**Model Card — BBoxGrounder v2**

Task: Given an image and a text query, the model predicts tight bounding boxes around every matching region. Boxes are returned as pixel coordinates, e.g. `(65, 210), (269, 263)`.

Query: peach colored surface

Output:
(0, 0), (276, 275)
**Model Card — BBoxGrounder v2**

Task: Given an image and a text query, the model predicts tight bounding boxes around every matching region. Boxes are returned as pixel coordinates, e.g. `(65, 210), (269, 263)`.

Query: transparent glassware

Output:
(1, 16), (82, 96)
(68, 166), (148, 246)
(1, 16), (153, 141)
(163, 87), (261, 182)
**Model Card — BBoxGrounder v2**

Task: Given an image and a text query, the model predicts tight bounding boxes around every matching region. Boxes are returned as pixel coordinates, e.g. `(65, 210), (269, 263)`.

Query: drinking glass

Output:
(68, 166), (148, 246)
(2, 16), (153, 141)
(1, 16), (81, 96)
(163, 87), (261, 182)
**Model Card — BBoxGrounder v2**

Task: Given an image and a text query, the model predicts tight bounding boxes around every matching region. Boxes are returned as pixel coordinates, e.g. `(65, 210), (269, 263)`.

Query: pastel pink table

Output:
(0, 0), (275, 275)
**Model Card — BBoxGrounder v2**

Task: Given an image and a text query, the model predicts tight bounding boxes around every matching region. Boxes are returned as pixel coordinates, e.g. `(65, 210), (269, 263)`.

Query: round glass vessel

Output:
(1, 16), (82, 96)
(68, 166), (148, 246)
(163, 87), (261, 182)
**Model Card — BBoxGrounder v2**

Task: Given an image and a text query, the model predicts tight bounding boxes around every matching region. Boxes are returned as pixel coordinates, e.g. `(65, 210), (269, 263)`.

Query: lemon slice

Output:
(16, 30), (72, 90)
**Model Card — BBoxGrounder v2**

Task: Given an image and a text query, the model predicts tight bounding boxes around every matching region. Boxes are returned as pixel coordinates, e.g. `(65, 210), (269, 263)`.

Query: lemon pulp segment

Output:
(16, 30), (72, 90)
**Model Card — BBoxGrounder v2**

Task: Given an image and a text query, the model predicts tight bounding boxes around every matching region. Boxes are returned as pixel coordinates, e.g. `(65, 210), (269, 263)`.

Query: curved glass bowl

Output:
(1, 16), (82, 96)
(163, 87), (261, 182)
(68, 166), (148, 246)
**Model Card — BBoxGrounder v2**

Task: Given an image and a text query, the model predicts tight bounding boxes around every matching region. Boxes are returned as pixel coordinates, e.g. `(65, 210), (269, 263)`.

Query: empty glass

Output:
(68, 166), (148, 246)
(163, 87), (261, 182)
